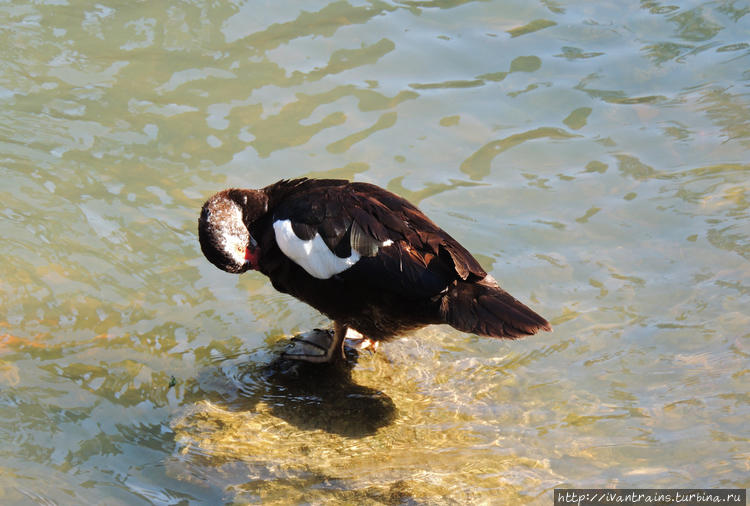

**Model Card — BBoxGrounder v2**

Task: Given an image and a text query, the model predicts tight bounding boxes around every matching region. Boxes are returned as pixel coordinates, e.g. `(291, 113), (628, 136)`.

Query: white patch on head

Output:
(225, 234), (247, 265)
(273, 219), (361, 279)
(209, 198), (248, 266)
(382, 239), (393, 247)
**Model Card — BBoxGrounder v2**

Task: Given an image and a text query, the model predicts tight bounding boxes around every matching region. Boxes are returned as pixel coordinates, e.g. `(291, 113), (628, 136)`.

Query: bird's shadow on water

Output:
(193, 345), (397, 438)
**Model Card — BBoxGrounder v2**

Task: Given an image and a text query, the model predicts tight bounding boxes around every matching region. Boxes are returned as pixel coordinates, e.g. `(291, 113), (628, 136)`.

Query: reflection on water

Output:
(1, 0), (749, 503)
(169, 332), (568, 504)
(190, 346), (397, 438)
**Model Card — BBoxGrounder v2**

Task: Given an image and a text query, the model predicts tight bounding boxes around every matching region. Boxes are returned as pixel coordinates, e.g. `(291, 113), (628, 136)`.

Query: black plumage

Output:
(198, 178), (551, 362)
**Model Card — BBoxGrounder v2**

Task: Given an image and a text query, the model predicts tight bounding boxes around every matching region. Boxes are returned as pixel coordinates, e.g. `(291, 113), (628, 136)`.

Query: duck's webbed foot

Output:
(282, 321), (347, 363)
(342, 328), (380, 353)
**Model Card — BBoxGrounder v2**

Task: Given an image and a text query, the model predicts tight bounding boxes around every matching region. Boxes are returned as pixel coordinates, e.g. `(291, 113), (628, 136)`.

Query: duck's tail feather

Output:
(440, 276), (552, 339)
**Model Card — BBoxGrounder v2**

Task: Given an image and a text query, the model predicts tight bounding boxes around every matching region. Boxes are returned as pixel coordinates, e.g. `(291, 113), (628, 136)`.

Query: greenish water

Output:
(1, 0), (749, 504)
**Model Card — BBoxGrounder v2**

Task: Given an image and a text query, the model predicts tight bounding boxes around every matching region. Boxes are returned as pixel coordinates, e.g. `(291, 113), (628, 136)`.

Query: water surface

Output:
(1, 0), (748, 504)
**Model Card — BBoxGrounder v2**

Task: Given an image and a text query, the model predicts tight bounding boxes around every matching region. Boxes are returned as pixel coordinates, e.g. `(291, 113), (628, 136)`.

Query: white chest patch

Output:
(273, 219), (361, 279)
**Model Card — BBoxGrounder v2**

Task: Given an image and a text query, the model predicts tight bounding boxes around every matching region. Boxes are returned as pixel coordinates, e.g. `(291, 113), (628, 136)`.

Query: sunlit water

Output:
(1, 0), (748, 504)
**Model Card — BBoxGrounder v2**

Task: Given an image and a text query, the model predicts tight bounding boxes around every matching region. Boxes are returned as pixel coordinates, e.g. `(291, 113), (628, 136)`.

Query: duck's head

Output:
(198, 189), (268, 274)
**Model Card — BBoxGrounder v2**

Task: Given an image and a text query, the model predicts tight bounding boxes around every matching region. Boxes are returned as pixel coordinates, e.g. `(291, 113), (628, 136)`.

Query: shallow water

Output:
(1, 0), (748, 504)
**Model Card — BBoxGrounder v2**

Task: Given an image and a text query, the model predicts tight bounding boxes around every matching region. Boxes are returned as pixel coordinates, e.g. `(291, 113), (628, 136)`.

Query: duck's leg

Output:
(282, 321), (347, 363)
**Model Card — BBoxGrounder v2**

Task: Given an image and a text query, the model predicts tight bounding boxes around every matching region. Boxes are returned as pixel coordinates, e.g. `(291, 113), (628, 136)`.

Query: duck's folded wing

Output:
(270, 181), (487, 298)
